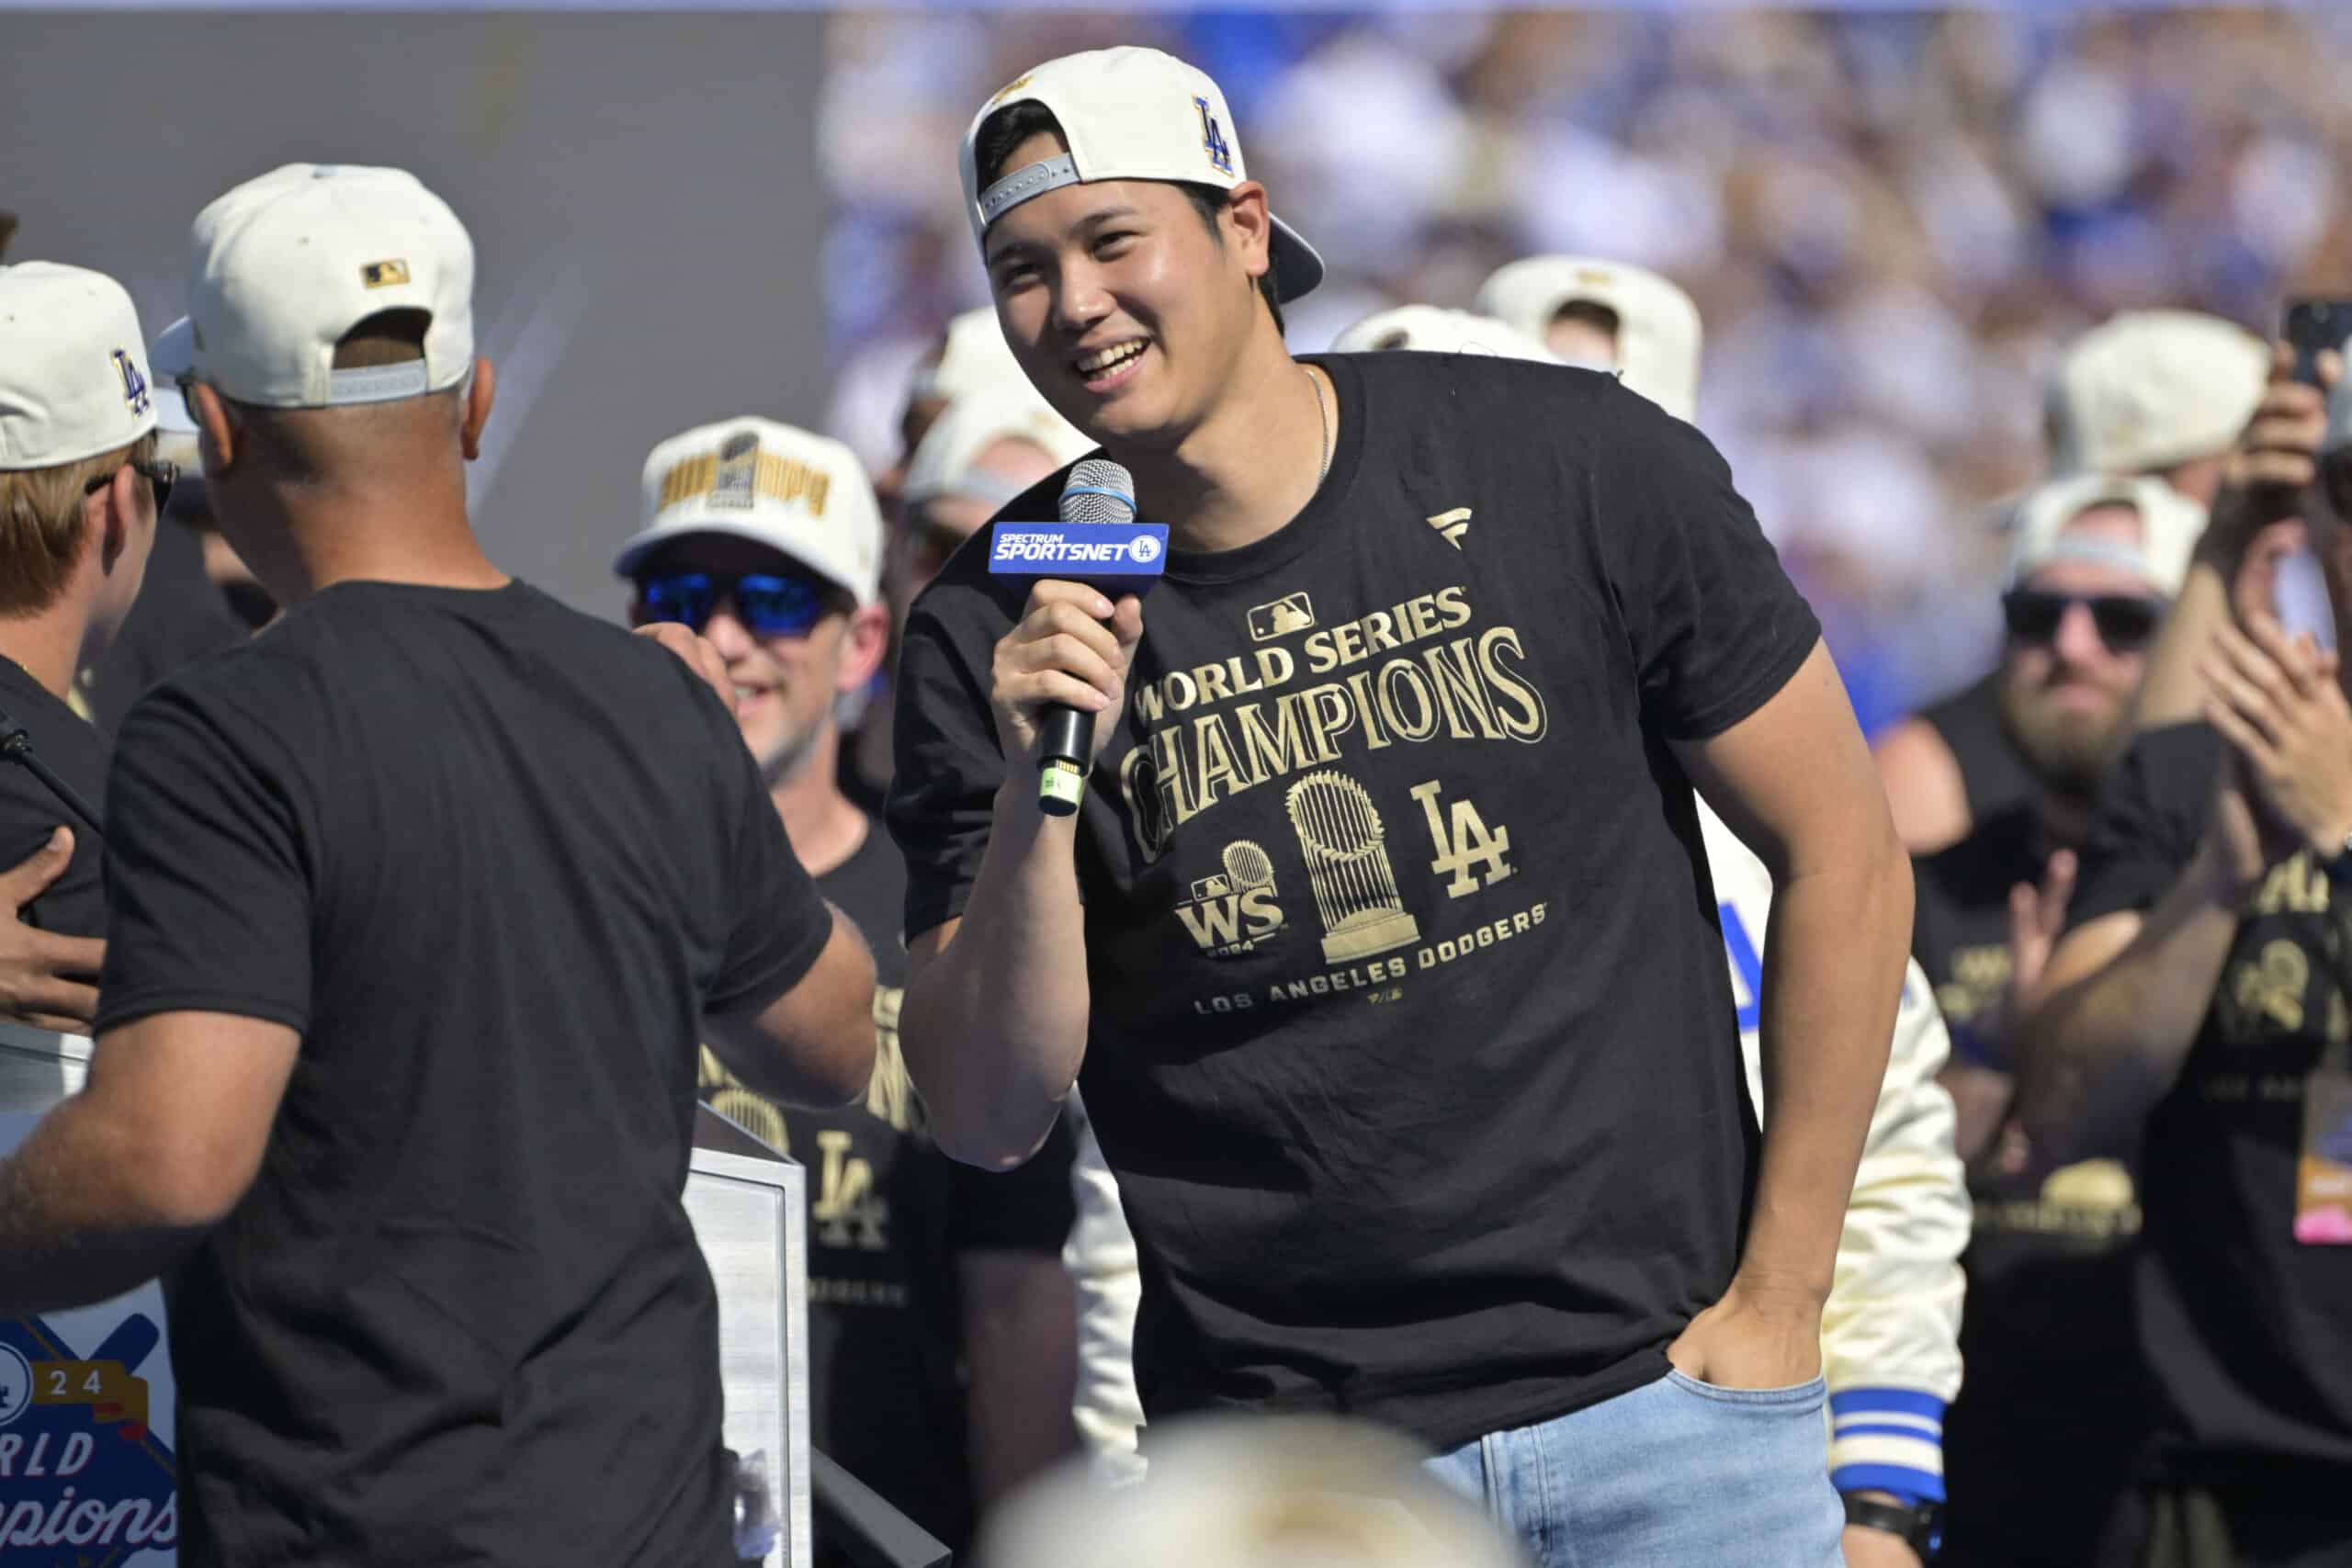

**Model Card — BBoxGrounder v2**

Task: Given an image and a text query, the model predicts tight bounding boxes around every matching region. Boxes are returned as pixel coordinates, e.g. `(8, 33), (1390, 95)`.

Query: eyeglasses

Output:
(634, 571), (832, 638)
(84, 457), (178, 514)
(2000, 589), (2163, 652)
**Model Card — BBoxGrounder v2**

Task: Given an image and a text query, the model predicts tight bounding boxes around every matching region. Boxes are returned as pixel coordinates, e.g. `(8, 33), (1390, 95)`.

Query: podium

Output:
(0, 1025), (813, 1567)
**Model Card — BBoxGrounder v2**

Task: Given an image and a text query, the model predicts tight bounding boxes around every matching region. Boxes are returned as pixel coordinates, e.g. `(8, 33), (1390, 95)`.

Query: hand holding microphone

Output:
(984, 460), (1165, 816)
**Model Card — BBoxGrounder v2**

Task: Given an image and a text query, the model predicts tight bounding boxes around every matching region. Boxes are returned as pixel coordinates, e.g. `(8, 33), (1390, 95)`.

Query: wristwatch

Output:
(1843, 1493), (1944, 1561)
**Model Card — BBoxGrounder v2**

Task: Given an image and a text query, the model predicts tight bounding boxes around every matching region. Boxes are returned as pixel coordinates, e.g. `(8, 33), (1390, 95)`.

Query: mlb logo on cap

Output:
(153, 164), (476, 412)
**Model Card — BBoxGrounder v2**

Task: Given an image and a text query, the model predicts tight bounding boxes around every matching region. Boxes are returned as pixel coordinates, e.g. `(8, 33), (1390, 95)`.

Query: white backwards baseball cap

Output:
(617, 418), (883, 607)
(1476, 255), (1703, 423)
(903, 389), (1095, 511)
(2007, 472), (2206, 597)
(0, 262), (156, 470)
(961, 47), (1325, 305)
(1330, 304), (1558, 363)
(153, 163), (475, 411)
(2051, 310), (2268, 476)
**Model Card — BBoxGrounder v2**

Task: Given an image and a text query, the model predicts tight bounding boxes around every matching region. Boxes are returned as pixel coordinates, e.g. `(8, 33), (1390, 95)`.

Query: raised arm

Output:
(2126, 344), (2330, 739)
(1670, 639), (1913, 1382)
(899, 581), (1144, 1169)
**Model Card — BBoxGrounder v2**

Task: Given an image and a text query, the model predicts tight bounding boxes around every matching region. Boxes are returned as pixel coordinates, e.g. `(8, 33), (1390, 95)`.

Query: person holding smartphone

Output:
(2018, 327), (2352, 1566)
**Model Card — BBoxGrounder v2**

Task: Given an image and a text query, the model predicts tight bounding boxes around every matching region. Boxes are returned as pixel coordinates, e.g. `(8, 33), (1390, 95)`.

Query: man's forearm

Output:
(2127, 560), (2232, 739)
(0, 1093), (200, 1314)
(2018, 843), (2241, 1168)
(1744, 850), (1912, 1303)
(902, 781), (1092, 1168)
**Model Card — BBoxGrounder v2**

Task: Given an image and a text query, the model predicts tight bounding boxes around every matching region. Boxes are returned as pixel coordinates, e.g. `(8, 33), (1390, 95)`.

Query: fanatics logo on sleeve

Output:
(1425, 509), (1472, 550)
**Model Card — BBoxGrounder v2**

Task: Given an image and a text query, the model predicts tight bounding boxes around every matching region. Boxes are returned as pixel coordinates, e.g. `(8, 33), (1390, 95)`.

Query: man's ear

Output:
(462, 355), (497, 461)
(1225, 181), (1273, 284)
(93, 461), (136, 573)
(840, 603), (892, 693)
(194, 382), (238, 479)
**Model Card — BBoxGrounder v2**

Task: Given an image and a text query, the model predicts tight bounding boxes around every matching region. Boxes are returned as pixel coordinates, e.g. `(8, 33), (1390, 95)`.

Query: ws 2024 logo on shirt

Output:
(0, 1313), (175, 1562)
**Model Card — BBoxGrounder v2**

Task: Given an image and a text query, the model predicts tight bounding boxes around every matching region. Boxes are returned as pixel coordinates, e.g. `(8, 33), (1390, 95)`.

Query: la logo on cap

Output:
(1192, 96), (1234, 176)
(110, 349), (150, 416)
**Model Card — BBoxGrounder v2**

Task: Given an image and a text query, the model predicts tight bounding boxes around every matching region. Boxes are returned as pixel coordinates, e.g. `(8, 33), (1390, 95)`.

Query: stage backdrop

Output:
(0, 13), (831, 624)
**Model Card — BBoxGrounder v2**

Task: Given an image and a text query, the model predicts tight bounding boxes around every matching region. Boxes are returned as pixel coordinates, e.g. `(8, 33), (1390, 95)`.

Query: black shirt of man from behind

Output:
(0, 652), (107, 937)
(95, 581), (833, 1568)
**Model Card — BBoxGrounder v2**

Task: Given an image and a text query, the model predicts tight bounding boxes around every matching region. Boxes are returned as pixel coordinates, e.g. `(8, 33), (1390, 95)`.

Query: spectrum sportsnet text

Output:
(987, 522), (1170, 581)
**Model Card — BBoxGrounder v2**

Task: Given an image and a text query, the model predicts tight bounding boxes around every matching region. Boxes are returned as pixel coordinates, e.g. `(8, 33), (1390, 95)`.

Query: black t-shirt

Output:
(888, 352), (1820, 1449)
(0, 653), (107, 937)
(96, 580), (831, 1568)
(85, 517), (247, 739)
(696, 822), (1075, 1558)
(2068, 722), (2352, 1479)
(1914, 804), (2153, 1565)
(1920, 669), (2041, 829)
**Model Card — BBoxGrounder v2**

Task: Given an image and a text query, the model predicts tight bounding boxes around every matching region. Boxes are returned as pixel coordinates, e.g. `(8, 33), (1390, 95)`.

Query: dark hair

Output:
(973, 100), (1283, 336)
(1549, 299), (1622, 339)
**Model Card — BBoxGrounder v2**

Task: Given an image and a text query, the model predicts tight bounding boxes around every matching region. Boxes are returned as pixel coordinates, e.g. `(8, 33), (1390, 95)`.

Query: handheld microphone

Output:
(986, 458), (1168, 816)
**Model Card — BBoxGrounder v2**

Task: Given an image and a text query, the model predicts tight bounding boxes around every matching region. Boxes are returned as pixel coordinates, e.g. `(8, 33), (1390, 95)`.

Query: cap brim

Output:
(151, 317), (194, 381)
(613, 519), (868, 604)
(1269, 216), (1323, 305)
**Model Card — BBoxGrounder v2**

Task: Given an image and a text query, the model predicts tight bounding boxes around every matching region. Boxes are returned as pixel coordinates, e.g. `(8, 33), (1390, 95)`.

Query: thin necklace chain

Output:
(1305, 364), (1331, 490)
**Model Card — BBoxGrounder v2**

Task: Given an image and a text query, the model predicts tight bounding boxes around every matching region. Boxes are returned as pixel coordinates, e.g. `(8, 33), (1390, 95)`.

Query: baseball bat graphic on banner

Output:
(985, 459), (1168, 816)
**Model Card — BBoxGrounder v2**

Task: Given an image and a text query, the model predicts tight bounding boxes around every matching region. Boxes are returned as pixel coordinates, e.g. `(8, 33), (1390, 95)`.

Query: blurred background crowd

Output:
(821, 6), (2352, 730)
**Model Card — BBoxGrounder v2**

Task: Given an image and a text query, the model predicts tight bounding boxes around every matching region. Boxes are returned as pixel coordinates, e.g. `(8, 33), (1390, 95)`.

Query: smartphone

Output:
(2284, 299), (2352, 388)
(2276, 544), (2337, 654)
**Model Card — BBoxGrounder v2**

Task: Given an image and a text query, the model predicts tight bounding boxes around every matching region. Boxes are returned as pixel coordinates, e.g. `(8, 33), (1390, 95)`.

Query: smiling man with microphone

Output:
(889, 48), (1913, 1563)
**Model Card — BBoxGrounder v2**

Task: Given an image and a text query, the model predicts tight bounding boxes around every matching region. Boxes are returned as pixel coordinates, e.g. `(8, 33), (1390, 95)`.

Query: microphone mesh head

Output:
(1060, 457), (1137, 524)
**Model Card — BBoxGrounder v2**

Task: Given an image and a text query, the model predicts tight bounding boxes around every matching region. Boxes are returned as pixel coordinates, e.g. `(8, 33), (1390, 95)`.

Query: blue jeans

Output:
(1426, 1370), (1843, 1568)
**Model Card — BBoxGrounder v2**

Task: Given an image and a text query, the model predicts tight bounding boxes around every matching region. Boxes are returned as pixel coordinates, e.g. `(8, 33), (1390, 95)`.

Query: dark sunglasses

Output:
(635, 571), (832, 638)
(2001, 589), (2162, 651)
(85, 457), (178, 514)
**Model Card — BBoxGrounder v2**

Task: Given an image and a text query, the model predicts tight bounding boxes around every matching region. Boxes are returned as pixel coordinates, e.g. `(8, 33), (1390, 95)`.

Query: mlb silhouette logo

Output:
(1193, 96), (1235, 177)
(1248, 592), (1313, 641)
(360, 258), (412, 288)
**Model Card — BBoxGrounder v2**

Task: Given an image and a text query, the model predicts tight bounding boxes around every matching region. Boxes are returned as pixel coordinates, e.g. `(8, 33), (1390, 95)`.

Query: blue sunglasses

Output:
(636, 571), (831, 638)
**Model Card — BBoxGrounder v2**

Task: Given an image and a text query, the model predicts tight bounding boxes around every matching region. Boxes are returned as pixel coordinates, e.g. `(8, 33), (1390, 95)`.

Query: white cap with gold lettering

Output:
(0, 261), (156, 469)
(154, 163), (475, 410)
(616, 417), (883, 607)
(962, 47), (1325, 304)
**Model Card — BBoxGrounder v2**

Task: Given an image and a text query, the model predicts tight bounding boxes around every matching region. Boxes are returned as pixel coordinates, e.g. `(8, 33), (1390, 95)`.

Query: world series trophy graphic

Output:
(1284, 772), (1420, 964)
(1222, 840), (1276, 897)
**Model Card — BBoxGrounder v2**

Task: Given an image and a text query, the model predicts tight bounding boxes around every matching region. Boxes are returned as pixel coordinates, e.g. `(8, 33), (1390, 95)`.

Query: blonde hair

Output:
(0, 432), (156, 615)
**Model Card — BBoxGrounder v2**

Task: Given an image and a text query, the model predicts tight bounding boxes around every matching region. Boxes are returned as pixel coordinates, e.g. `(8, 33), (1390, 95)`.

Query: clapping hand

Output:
(2200, 613), (2352, 863)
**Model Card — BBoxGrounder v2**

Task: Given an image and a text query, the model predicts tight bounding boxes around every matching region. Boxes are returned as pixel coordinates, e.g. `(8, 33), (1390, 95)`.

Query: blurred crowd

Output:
(820, 7), (2352, 732)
